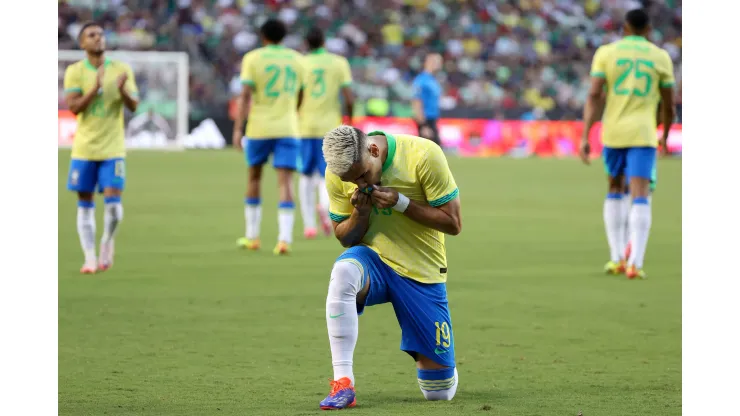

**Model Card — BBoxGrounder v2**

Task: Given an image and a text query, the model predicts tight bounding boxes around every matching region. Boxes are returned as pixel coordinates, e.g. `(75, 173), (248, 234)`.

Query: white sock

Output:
(101, 200), (123, 244)
(327, 261), (362, 385)
(244, 198), (261, 240)
(77, 203), (97, 265)
(628, 198), (652, 268)
(603, 194), (625, 262)
(315, 173), (330, 213)
(621, 193), (632, 254)
(419, 367), (459, 401)
(299, 175), (317, 230)
(278, 201), (295, 244)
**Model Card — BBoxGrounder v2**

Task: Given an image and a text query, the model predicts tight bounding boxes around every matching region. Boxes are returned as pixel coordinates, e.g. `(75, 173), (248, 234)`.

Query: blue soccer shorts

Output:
(602, 146), (656, 181)
(67, 158), (126, 193)
(336, 246), (456, 368)
(245, 137), (299, 170)
(299, 138), (327, 176)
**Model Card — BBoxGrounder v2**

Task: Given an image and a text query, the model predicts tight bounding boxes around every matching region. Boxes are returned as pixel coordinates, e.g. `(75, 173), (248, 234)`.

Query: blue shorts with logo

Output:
(67, 158), (126, 193)
(244, 137), (299, 170)
(602, 146), (656, 181)
(336, 245), (455, 368)
(299, 138), (327, 176)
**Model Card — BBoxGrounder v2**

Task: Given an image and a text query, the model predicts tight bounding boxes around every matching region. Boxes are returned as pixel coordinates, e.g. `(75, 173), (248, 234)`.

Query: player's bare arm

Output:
(579, 76), (607, 165)
(117, 72), (138, 112)
(371, 186), (462, 235)
(658, 86), (675, 155)
(332, 189), (372, 247)
(341, 86), (354, 125)
(232, 84), (251, 150)
(65, 66), (104, 115)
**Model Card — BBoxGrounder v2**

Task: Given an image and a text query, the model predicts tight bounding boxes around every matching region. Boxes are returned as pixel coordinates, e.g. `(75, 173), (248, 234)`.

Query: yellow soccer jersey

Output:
(63, 58), (138, 160)
(240, 45), (304, 139)
(327, 132), (459, 284)
(590, 36), (675, 148)
(299, 48), (352, 138)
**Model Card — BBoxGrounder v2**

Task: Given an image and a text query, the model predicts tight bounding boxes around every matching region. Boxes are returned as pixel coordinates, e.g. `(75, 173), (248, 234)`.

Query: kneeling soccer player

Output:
(319, 126), (462, 410)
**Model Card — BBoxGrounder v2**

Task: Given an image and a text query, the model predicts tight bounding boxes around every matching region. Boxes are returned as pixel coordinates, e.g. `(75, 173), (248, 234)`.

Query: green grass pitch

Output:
(58, 150), (681, 415)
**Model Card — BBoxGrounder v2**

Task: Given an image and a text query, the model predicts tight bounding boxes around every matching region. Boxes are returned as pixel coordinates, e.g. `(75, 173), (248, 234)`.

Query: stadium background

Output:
(58, 0), (682, 153)
(57, 1), (682, 415)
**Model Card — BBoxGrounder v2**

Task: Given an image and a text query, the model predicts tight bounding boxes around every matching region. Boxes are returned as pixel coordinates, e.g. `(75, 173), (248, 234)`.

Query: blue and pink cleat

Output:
(320, 377), (356, 410)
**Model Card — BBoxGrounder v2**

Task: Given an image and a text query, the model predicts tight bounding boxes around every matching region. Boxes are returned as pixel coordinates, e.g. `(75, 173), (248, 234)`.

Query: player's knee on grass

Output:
(418, 366), (458, 401)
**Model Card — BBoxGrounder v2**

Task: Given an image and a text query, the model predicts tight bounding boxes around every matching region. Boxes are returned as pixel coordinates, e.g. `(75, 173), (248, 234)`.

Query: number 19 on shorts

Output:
(435, 321), (451, 348)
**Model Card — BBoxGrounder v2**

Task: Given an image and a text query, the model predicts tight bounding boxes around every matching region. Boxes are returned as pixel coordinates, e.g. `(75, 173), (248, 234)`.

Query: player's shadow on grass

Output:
(360, 389), (499, 409)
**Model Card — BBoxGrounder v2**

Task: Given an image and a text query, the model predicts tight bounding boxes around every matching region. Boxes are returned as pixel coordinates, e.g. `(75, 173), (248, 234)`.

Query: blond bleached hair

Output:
(323, 125), (367, 176)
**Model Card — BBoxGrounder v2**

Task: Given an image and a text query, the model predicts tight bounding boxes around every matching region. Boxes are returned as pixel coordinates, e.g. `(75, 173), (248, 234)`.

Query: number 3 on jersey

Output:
(614, 58), (654, 97)
(265, 64), (297, 97)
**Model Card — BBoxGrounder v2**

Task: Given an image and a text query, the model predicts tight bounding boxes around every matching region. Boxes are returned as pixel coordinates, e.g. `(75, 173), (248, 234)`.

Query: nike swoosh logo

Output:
(434, 348), (448, 355)
(329, 313), (345, 319)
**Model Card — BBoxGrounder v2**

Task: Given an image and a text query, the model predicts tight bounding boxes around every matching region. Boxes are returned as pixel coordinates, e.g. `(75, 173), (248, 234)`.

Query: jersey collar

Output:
(623, 35), (647, 42)
(310, 47), (327, 55)
(368, 131), (397, 173)
(84, 57), (111, 71)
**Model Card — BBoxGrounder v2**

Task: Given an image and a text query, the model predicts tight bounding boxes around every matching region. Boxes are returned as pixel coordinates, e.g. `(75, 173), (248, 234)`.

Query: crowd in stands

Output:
(59, 0), (682, 119)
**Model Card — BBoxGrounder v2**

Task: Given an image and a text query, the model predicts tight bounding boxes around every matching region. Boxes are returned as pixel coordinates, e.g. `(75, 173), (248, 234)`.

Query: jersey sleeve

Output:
(658, 51), (676, 89)
(340, 57), (353, 87)
(124, 64), (139, 99)
(63, 65), (82, 95)
(418, 144), (459, 207)
(240, 53), (256, 88)
(590, 46), (607, 79)
(326, 172), (353, 222)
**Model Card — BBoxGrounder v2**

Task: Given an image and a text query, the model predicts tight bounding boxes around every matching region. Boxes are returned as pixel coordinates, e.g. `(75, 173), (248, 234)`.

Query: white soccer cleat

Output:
(98, 240), (115, 272)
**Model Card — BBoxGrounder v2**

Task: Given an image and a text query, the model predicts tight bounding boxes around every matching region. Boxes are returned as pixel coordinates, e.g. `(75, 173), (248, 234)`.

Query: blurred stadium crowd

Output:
(58, 0), (682, 120)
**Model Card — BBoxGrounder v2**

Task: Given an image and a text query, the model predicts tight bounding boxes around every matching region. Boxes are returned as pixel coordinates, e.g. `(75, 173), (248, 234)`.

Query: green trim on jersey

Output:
(429, 188), (459, 207)
(368, 131), (397, 172)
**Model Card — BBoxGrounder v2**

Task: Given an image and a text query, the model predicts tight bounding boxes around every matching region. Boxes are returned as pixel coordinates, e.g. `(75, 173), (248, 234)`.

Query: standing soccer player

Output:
(319, 126), (462, 409)
(64, 22), (138, 274)
(297, 27), (354, 239)
(411, 53), (443, 145)
(580, 9), (675, 279)
(233, 19), (304, 255)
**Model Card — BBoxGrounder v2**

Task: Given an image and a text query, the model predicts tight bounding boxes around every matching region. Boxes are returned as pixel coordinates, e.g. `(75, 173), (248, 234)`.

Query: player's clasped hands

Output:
(116, 73), (128, 90)
(370, 185), (399, 209)
(350, 188), (373, 215)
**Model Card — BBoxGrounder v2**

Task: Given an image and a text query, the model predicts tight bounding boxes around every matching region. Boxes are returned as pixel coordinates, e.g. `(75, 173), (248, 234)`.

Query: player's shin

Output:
(326, 261), (362, 385)
(621, 193), (631, 253)
(100, 196), (123, 267)
(628, 196), (652, 268)
(277, 201), (295, 244)
(244, 197), (262, 240)
(418, 367), (458, 401)
(299, 175), (317, 232)
(77, 201), (97, 266)
(603, 193), (625, 262)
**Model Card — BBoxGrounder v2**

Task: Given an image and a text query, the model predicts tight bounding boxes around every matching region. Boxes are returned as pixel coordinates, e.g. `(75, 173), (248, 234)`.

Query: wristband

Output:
(393, 193), (410, 213)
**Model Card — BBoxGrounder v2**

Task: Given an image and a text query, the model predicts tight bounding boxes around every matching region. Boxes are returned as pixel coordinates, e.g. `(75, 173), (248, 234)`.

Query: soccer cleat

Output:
(320, 377), (356, 410)
(273, 241), (291, 255)
(318, 205), (333, 236)
(604, 260), (626, 275)
(237, 237), (260, 250)
(624, 242), (632, 262)
(304, 228), (318, 239)
(80, 264), (97, 274)
(626, 265), (647, 280)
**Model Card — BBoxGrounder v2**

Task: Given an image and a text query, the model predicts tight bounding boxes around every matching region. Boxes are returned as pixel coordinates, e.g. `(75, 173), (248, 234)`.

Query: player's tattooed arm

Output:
(65, 67), (104, 115)
(232, 85), (252, 150)
(333, 189), (372, 247)
(579, 76), (606, 165)
(117, 72), (138, 112)
(371, 185), (462, 236)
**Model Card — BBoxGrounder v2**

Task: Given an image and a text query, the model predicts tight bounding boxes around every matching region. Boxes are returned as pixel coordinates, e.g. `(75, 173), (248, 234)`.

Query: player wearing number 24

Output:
(580, 9), (676, 280)
(319, 126), (462, 410)
(63, 21), (139, 274)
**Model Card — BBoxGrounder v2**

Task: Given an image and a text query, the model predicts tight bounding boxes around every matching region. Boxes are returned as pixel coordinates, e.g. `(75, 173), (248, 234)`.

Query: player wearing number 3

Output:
(319, 126), (462, 410)
(64, 22), (139, 274)
(581, 9), (675, 280)
(233, 19), (305, 255)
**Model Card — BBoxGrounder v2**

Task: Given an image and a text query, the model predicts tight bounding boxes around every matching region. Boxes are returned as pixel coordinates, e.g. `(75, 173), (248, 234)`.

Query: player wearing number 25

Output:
(63, 22), (139, 274)
(319, 127), (462, 410)
(581, 9), (675, 280)
(233, 19), (305, 255)
(297, 27), (355, 240)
